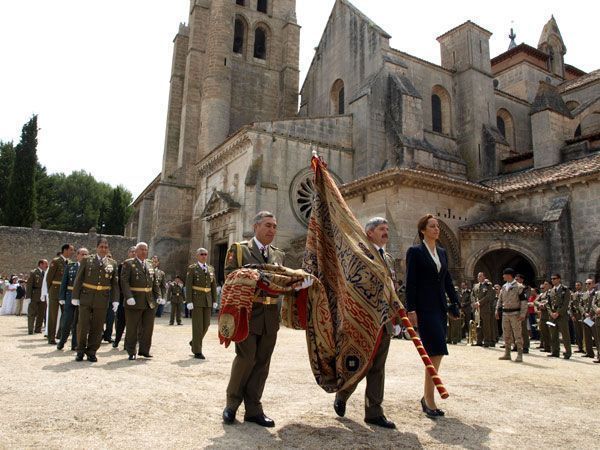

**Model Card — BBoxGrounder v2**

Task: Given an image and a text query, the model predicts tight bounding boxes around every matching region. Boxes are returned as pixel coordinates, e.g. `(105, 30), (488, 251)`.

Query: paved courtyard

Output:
(0, 314), (597, 449)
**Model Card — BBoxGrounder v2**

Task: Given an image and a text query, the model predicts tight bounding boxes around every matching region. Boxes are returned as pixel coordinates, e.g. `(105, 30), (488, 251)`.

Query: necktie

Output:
(378, 248), (385, 259)
(261, 246), (268, 262)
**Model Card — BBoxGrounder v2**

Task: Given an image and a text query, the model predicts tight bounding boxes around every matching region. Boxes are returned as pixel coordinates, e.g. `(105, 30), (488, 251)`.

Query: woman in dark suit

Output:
(405, 214), (460, 417)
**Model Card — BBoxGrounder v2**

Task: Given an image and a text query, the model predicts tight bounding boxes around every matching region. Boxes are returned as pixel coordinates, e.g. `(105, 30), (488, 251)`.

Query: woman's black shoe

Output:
(420, 397), (441, 417)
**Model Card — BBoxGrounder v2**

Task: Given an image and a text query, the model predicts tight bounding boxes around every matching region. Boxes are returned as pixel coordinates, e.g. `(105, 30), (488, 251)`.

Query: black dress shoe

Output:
(563, 353), (571, 360)
(194, 353), (205, 359)
(593, 359), (600, 363)
(56, 342), (64, 350)
(547, 353), (559, 358)
(87, 354), (98, 363)
(71, 347), (77, 351)
(420, 397), (441, 418)
(28, 331), (33, 335)
(138, 353), (153, 358)
(523, 348), (529, 354)
(222, 407), (236, 424)
(75, 352), (85, 362)
(112, 342), (118, 348)
(103, 337), (113, 343)
(333, 398), (346, 417)
(365, 415), (396, 429)
(49, 340), (57, 345)
(177, 323), (182, 326)
(245, 413), (275, 427)
(128, 354), (137, 361)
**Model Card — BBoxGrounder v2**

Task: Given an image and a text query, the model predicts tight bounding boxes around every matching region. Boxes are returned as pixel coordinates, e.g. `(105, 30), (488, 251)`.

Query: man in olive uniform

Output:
(112, 246), (136, 348)
(459, 281), (472, 339)
(152, 255), (167, 318)
(57, 247), (89, 350)
(120, 242), (161, 360)
(333, 217), (396, 429)
(581, 279), (597, 358)
(496, 268), (528, 362)
(547, 273), (572, 359)
(45, 244), (74, 344)
(592, 287), (600, 363)
(471, 272), (496, 347)
(71, 238), (119, 362)
(26, 259), (48, 334)
(168, 276), (185, 325)
(569, 281), (584, 353)
(222, 211), (285, 428)
(535, 281), (552, 352)
(185, 248), (217, 359)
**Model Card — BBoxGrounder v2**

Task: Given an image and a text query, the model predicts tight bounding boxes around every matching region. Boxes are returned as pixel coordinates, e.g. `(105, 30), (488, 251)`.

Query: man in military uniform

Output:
(120, 242), (161, 360)
(57, 247), (89, 350)
(71, 238), (119, 362)
(333, 217), (396, 428)
(535, 281), (552, 352)
(581, 279), (597, 358)
(569, 281), (584, 353)
(514, 274), (530, 354)
(547, 273), (572, 359)
(26, 259), (48, 334)
(592, 285), (600, 363)
(168, 275), (185, 325)
(112, 246), (136, 348)
(45, 244), (74, 344)
(496, 268), (528, 362)
(222, 211), (285, 428)
(152, 255), (167, 318)
(471, 272), (496, 347)
(459, 281), (472, 339)
(185, 248), (217, 359)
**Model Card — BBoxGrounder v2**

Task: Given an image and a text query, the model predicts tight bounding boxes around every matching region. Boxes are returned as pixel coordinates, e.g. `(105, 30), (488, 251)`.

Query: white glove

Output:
(112, 302), (119, 313)
(212, 302), (218, 309)
(71, 299), (80, 306)
(25, 298), (31, 303)
(186, 303), (194, 311)
(295, 276), (314, 291)
(126, 298), (136, 306)
(41, 295), (47, 302)
(59, 300), (65, 305)
(158, 298), (166, 305)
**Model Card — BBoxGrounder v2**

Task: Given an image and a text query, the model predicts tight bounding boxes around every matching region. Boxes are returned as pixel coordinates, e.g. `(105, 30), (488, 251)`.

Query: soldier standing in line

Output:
(459, 281), (472, 339)
(515, 274), (530, 354)
(26, 259), (48, 334)
(152, 255), (167, 318)
(120, 242), (161, 360)
(592, 286), (600, 363)
(57, 247), (89, 351)
(471, 272), (496, 347)
(581, 279), (597, 358)
(569, 281), (585, 353)
(496, 268), (528, 362)
(168, 275), (185, 325)
(535, 281), (552, 352)
(547, 273), (572, 359)
(45, 244), (74, 344)
(185, 248), (217, 359)
(112, 246), (136, 348)
(71, 238), (119, 362)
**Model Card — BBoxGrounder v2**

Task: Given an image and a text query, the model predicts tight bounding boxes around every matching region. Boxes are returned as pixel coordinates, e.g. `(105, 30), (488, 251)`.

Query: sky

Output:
(1, 0), (598, 199)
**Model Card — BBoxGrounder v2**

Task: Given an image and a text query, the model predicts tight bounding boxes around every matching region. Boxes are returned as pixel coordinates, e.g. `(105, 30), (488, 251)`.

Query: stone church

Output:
(126, 0), (600, 287)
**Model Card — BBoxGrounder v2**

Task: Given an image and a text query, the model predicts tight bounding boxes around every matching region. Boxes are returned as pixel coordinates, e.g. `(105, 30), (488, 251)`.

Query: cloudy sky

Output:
(1, 0), (597, 198)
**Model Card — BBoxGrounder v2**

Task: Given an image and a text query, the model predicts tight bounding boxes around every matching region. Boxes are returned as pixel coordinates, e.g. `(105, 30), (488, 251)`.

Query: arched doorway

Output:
(473, 249), (536, 286)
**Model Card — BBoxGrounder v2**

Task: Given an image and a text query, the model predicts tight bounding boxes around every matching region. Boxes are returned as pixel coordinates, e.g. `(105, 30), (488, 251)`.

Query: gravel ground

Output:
(0, 314), (597, 449)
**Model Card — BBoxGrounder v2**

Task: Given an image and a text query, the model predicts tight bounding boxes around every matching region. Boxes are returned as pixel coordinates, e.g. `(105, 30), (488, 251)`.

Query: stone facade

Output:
(0, 226), (136, 277)
(128, 0), (600, 287)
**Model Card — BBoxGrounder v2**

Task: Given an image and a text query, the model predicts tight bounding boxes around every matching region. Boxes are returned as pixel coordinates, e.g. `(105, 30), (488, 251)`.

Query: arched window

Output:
(496, 108), (515, 150)
(253, 27), (267, 59)
(236, 0), (245, 5)
(330, 79), (345, 115)
(233, 18), (245, 54)
(257, 0), (267, 13)
(431, 85), (451, 135)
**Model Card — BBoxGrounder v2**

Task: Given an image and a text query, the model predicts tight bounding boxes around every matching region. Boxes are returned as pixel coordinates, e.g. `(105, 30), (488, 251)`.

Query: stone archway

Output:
(472, 249), (537, 286)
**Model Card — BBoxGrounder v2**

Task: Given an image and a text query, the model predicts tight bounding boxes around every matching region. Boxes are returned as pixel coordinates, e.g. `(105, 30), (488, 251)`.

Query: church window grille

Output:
(233, 19), (245, 54)
(431, 94), (442, 133)
(254, 27), (267, 59)
(257, 0), (267, 13)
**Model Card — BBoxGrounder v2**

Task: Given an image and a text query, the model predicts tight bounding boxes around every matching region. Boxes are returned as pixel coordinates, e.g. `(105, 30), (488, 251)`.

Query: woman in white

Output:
(0, 275), (19, 315)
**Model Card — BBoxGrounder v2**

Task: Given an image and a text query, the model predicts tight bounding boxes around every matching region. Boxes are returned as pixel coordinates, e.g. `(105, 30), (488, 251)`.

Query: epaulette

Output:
(124, 257), (135, 264)
(238, 240), (249, 246)
(270, 245), (281, 251)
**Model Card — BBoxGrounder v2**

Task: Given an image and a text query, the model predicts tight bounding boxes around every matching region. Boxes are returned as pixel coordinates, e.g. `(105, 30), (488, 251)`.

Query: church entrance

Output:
(213, 242), (229, 286)
(473, 249), (537, 287)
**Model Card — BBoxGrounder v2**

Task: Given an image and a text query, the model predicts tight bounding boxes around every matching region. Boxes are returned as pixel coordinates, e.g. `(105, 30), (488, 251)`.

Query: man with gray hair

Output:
(185, 247), (217, 359)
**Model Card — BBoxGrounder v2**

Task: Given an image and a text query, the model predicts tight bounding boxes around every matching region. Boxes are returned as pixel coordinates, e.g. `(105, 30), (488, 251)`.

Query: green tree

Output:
(4, 116), (38, 226)
(0, 141), (16, 222)
(103, 186), (133, 235)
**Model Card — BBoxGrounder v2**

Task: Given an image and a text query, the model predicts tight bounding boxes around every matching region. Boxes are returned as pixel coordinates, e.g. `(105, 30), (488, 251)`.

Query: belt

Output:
(503, 307), (521, 313)
(67, 286), (74, 291)
(192, 286), (211, 293)
(82, 283), (111, 291)
(51, 281), (62, 286)
(130, 287), (152, 293)
(253, 296), (278, 305)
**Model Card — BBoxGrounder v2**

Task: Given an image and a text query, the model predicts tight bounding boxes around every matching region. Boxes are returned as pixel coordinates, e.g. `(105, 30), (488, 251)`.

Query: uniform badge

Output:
(227, 250), (234, 263)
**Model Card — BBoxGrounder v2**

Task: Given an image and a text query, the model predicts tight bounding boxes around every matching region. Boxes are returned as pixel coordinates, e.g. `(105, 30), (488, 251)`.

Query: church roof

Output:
(436, 20), (492, 41)
(490, 43), (548, 67)
(338, 0), (391, 39)
(559, 69), (600, 93)
(459, 221), (543, 234)
(482, 152), (600, 194)
(538, 16), (565, 51)
(531, 81), (572, 117)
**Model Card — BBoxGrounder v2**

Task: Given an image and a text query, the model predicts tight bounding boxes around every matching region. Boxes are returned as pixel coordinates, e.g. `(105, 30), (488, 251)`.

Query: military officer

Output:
(112, 246), (136, 348)
(57, 247), (89, 350)
(168, 275), (185, 325)
(581, 279), (597, 358)
(333, 217), (395, 428)
(569, 281), (585, 353)
(222, 211), (286, 428)
(471, 272), (496, 347)
(45, 243), (74, 344)
(496, 268), (528, 362)
(71, 238), (119, 362)
(152, 255), (167, 317)
(26, 259), (48, 334)
(459, 281), (472, 339)
(185, 248), (217, 359)
(592, 286), (600, 363)
(547, 273), (572, 359)
(535, 281), (552, 352)
(120, 242), (161, 360)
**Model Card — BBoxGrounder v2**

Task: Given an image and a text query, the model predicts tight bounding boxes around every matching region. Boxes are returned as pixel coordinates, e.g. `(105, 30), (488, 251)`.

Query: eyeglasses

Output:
(199, 253), (208, 256)
(550, 277), (558, 280)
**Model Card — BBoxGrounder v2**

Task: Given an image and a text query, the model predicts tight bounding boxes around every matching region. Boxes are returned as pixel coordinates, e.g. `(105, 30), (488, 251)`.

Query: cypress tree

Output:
(0, 141), (16, 223)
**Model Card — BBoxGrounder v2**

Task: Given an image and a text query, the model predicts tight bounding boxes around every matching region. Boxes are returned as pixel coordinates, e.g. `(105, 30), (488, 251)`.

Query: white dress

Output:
(0, 283), (18, 315)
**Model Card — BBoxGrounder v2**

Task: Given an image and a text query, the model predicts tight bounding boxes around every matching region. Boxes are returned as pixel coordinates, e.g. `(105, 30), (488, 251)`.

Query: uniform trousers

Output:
(502, 313), (523, 350)
(538, 314), (551, 351)
(47, 288), (63, 342)
(191, 306), (211, 354)
(336, 331), (391, 419)
(28, 299), (45, 333)
(76, 304), (106, 356)
(572, 316), (584, 351)
(170, 303), (182, 325)
(550, 315), (571, 356)
(58, 301), (78, 348)
(226, 330), (278, 417)
(582, 321), (595, 357)
(125, 307), (155, 355)
(479, 310), (496, 345)
(103, 304), (115, 341)
(113, 302), (126, 345)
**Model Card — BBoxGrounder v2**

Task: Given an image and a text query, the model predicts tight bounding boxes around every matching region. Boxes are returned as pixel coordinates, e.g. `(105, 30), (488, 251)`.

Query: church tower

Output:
(537, 16), (566, 79)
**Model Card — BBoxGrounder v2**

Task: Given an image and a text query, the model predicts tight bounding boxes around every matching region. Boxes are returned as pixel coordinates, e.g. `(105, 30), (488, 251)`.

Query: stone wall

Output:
(0, 226), (137, 277)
